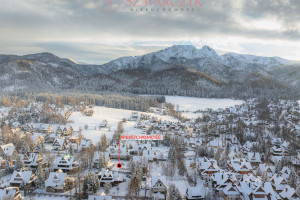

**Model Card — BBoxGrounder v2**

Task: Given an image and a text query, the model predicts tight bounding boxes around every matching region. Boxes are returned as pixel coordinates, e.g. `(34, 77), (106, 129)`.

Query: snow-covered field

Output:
(165, 96), (245, 112)
(69, 107), (177, 143)
(298, 100), (300, 105)
(69, 97), (246, 141)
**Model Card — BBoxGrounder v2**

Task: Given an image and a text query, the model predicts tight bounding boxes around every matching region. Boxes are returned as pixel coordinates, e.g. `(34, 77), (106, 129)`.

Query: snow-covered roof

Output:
(151, 175), (167, 188)
(45, 170), (67, 187)
(247, 152), (261, 163)
(223, 183), (240, 196)
(53, 136), (66, 147)
(271, 174), (287, 191)
(54, 155), (78, 170)
(0, 143), (16, 156)
(21, 153), (42, 166)
(186, 186), (205, 199)
(9, 170), (35, 184)
(228, 158), (253, 173)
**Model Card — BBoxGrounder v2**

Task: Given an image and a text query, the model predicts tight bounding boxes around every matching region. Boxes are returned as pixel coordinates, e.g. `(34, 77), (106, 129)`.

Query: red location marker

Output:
(117, 163), (122, 169)
(117, 137), (122, 169)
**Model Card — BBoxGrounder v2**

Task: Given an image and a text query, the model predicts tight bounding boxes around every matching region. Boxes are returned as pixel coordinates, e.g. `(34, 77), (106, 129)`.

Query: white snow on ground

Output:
(298, 100), (300, 105)
(69, 107), (177, 143)
(165, 96), (245, 112)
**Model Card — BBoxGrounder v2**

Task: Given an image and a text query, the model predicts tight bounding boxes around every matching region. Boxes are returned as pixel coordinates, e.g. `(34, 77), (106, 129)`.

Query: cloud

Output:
(0, 0), (299, 63)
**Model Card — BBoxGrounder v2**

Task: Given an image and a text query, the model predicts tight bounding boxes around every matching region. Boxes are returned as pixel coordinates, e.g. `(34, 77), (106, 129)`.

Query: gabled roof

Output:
(53, 136), (66, 147)
(271, 174), (287, 191)
(9, 170), (35, 184)
(151, 175), (167, 188)
(20, 153), (42, 166)
(0, 143), (16, 156)
(45, 170), (67, 187)
(223, 183), (240, 195)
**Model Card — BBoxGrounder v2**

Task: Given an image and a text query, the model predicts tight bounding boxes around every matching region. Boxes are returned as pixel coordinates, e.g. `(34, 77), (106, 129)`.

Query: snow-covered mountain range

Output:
(0, 45), (299, 98)
(99, 45), (294, 73)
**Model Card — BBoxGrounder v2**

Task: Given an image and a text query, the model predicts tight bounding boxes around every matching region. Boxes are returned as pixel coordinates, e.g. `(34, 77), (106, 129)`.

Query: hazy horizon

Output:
(1, 0), (300, 64)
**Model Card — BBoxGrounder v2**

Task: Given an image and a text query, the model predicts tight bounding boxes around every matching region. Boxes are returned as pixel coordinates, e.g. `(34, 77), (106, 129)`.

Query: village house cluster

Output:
(0, 97), (299, 200)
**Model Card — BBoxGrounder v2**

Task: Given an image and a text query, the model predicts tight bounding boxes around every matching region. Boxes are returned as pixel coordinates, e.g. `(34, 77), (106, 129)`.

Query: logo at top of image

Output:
(97, 0), (202, 14)
(97, 0), (120, 14)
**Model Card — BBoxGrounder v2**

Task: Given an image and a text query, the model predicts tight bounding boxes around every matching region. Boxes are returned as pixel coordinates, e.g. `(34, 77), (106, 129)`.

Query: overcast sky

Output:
(0, 0), (299, 64)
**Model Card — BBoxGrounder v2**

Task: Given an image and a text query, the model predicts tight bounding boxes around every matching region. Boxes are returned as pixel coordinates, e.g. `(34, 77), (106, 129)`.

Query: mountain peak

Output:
(153, 45), (220, 62)
(199, 45), (219, 58)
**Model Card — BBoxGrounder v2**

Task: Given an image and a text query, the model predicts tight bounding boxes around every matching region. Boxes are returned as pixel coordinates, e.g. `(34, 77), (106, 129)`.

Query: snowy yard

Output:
(69, 106), (177, 143)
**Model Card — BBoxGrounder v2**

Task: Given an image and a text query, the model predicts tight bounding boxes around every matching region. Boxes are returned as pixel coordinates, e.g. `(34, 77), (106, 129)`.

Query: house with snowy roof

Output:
(271, 174), (288, 193)
(186, 186), (205, 200)
(0, 143), (18, 160)
(20, 152), (43, 169)
(54, 155), (79, 173)
(0, 187), (23, 200)
(196, 158), (220, 180)
(246, 152), (262, 167)
(108, 145), (129, 160)
(221, 183), (241, 200)
(56, 125), (73, 136)
(237, 182), (281, 200)
(151, 175), (167, 195)
(98, 168), (123, 186)
(259, 164), (275, 179)
(212, 172), (238, 188)
(212, 172), (239, 196)
(45, 169), (76, 192)
(131, 143), (152, 155)
(52, 136), (68, 151)
(78, 138), (94, 152)
(9, 169), (37, 188)
(228, 158), (253, 177)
